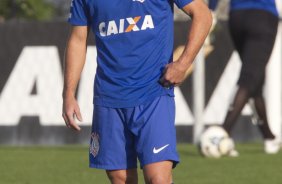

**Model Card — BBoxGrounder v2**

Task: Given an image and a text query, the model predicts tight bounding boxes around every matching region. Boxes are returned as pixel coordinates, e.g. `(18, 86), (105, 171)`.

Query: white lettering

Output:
(119, 19), (125, 33)
(141, 15), (154, 30)
(107, 20), (118, 36)
(203, 52), (253, 124)
(99, 22), (106, 37)
(126, 17), (140, 31)
(175, 87), (194, 125)
(0, 46), (63, 125)
(99, 15), (155, 36)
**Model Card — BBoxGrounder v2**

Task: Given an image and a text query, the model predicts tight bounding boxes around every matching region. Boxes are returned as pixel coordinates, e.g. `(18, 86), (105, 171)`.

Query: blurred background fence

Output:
(0, 0), (281, 145)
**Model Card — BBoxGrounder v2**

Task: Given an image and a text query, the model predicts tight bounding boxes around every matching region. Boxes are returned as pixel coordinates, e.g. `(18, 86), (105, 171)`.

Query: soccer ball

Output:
(199, 126), (235, 158)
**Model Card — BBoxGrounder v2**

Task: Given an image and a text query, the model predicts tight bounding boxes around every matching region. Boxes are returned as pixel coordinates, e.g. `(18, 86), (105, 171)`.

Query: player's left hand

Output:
(159, 61), (190, 88)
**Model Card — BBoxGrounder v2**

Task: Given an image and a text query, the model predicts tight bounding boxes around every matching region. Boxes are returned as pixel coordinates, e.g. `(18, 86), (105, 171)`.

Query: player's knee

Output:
(107, 171), (125, 183)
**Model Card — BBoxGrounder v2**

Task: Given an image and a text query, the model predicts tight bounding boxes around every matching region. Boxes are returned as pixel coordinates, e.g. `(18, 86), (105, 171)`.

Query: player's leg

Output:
(106, 169), (138, 184)
(89, 105), (138, 182)
(253, 91), (275, 140)
(143, 161), (173, 184)
(129, 95), (179, 184)
(222, 86), (250, 134)
(223, 10), (251, 134)
(251, 9), (278, 140)
(223, 10), (278, 136)
(253, 85), (281, 154)
(249, 10), (279, 153)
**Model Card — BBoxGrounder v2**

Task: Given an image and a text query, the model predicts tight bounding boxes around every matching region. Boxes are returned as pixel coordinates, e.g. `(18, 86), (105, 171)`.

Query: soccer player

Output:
(62, 0), (212, 183)
(209, 0), (280, 154)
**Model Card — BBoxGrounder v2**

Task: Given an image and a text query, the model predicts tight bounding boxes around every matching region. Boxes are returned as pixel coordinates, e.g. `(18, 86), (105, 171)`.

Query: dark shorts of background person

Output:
(228, 9), (278, 97)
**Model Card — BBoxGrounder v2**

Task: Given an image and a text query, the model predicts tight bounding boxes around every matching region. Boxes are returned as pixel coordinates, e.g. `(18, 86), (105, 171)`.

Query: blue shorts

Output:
(89, 95), (179, 170)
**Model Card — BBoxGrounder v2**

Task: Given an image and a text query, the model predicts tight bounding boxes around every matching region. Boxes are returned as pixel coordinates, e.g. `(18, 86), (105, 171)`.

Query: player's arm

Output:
(161, 0), (212, 86)
(62, 26), (89, 131)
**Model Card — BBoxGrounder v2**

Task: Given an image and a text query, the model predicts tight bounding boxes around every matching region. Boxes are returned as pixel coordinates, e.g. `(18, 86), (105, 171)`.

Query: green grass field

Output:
(1, 143), (282, 184)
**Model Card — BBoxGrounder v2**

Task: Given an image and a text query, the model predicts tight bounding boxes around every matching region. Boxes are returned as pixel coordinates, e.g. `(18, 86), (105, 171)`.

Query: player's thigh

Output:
(134, 95), (179, 168)
(106, 169), (138, 184)
(90, 105), (137, 170)
(143, 161), (173, 184)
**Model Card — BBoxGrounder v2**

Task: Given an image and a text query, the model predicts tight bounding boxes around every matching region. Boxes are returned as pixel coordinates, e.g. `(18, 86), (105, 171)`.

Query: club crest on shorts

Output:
(90, 133), (99, 158)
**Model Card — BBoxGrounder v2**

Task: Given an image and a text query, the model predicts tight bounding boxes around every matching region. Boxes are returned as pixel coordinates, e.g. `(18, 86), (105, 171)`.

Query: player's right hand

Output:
(159, 61), (189, 88)
(62, 96), (82, 131)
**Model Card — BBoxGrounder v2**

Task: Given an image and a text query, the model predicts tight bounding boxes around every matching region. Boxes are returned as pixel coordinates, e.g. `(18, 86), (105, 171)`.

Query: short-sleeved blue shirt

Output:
(69, 0), (192, 108)
(209, 0), (278, 17)
(231, 0), (278, 16)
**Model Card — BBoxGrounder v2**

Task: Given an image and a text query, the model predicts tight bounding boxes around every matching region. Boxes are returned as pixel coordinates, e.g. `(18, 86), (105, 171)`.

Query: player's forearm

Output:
(178, 0), (212, 69)
(63, 36), (87, 98)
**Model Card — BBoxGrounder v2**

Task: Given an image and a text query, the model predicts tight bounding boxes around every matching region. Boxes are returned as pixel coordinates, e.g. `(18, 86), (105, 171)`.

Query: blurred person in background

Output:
(209, 0), (280, 154)
(62, 0), (212, 183)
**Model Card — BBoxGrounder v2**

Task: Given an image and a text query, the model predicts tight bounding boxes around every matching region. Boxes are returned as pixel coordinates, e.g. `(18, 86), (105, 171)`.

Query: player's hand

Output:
(62, 95), (82, 131)
(159, 61), (190, 88)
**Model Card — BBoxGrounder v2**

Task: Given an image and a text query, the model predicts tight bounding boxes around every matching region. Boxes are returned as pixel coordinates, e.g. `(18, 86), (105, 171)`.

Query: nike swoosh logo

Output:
(133, 0), (145, 3)
(153, 144), (169, 154)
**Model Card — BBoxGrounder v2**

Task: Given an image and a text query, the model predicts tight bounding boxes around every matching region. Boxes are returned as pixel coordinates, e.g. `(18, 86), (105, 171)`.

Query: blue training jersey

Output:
(209, 0), (278, 17)
(68, 0), (192, 108)
(231, 0), (278, 16)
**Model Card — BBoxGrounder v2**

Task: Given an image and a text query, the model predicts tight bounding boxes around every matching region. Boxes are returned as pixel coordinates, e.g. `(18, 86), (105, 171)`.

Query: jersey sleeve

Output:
(174, 0), (193, 9)
(68, 0), (91, 26)
(208, 0), (218, 10)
